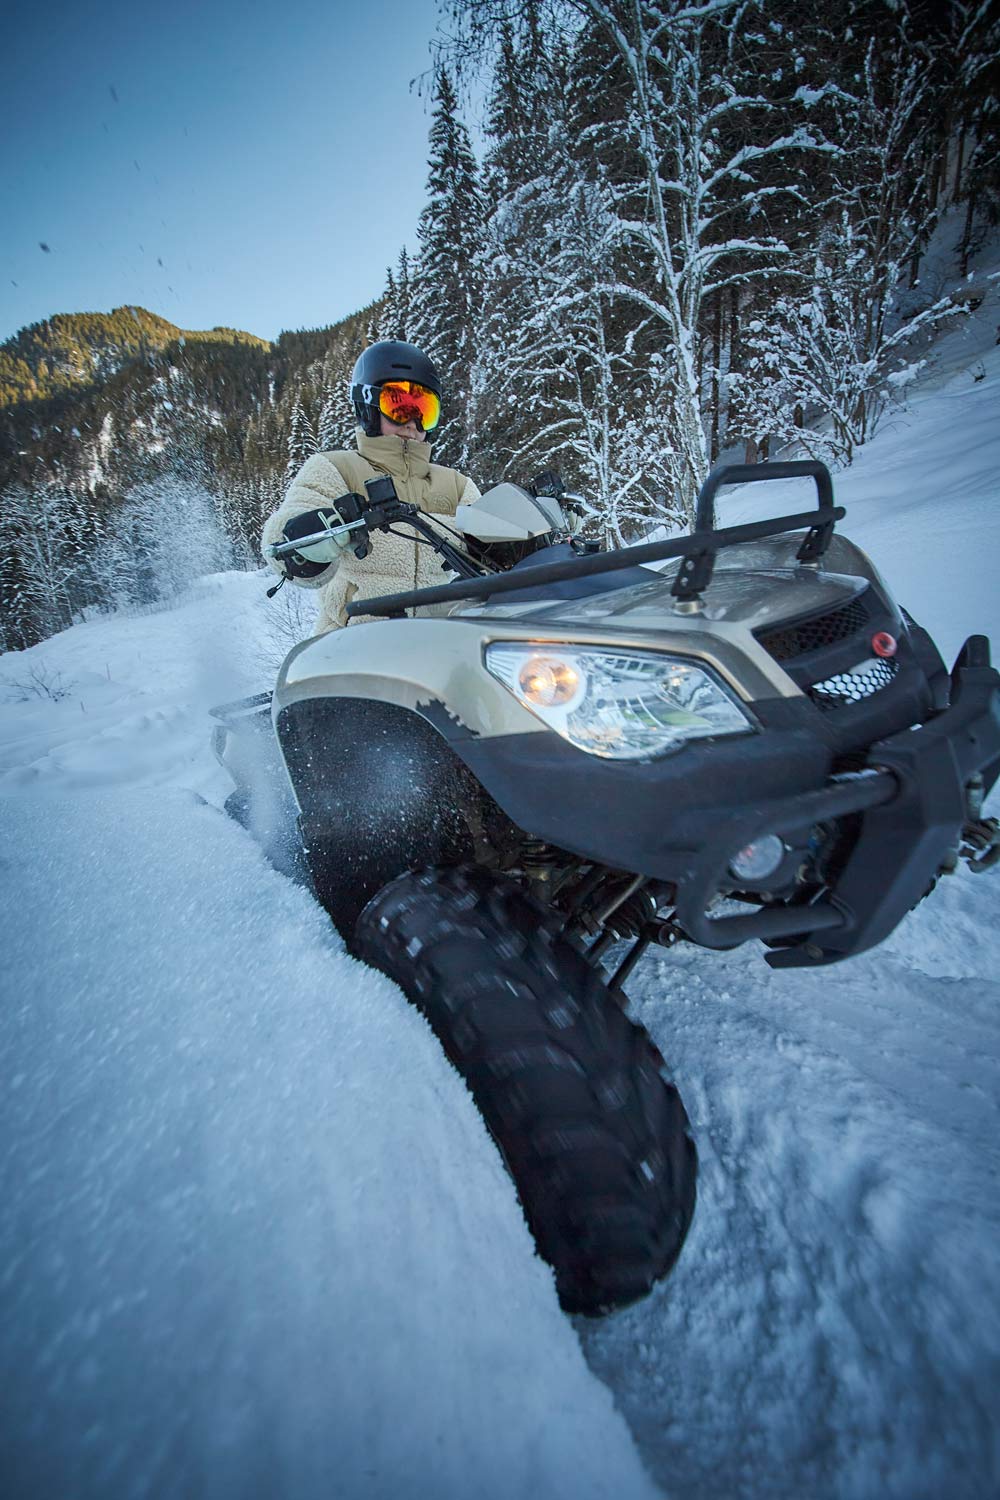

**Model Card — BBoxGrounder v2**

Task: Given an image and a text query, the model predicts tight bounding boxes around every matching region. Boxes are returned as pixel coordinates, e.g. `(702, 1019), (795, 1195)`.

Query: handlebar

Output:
(269, 477), (490, 583)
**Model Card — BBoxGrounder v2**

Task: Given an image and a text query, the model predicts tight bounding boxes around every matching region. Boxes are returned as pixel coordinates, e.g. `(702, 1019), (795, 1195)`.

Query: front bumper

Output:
(452, 636), (1000, 968)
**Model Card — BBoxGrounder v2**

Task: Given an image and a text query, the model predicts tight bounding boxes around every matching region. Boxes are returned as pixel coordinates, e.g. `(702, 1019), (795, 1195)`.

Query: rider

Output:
(262, 340), (481, 631)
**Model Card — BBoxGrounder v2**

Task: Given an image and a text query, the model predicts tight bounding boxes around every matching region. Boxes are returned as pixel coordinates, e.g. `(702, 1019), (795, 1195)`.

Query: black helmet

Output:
(351, 340), (442, 438)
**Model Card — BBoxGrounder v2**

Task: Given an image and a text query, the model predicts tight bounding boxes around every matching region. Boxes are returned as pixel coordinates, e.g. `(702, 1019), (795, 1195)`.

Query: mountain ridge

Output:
(0, 306), (273, 410)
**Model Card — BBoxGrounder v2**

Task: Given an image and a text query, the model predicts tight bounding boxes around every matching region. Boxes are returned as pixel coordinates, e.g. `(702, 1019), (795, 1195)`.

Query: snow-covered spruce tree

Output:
(378, 262), (399, 341)
(448, 0), (834, 523)
(376, 248), (415, 343)
(471, 13), (556, 484)
(0, 483), (94, 645)
(729, 11), (966, 465)
(474, 16), (691, 526)
(475, 37), (685, 540)
(233, 400), (287, 542)
(0, 547), (39, 653)
(210, 470), (257, 570)
(410, 68), (486, 469)
(315, 350), (358, 452)
(284, 393), (318, 485)
(315, 374), (343, 452)
(313, 316), (377, 453)
(213, 454), (295, 572)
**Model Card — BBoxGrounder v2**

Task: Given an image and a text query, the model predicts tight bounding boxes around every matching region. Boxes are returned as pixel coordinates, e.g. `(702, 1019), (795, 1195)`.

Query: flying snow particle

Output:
(109, 84), (119, 103)
(39, 242), (51, 253)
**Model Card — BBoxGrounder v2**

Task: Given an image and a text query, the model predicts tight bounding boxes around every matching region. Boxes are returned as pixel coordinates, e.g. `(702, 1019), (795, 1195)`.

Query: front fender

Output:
(273, 617), (546, 743)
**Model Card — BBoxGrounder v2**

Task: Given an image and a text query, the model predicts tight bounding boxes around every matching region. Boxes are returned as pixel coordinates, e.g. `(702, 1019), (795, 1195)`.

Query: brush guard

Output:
(671, 635), (1000, 967)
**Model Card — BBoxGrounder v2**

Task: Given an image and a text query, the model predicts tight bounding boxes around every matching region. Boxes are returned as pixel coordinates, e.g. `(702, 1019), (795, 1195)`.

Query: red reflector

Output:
(872, 631), (897, 658)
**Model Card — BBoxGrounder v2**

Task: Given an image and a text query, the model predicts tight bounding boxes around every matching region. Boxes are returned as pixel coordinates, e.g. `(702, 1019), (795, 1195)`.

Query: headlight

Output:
(485, 642), (755, 760)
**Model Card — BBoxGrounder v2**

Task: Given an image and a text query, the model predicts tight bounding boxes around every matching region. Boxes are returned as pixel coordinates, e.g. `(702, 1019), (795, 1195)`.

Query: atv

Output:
(212, 460), (1000, 1315)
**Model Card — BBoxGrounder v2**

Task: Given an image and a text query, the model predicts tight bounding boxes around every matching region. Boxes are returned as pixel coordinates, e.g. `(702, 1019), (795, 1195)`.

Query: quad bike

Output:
(212, 460), (1000, 1315)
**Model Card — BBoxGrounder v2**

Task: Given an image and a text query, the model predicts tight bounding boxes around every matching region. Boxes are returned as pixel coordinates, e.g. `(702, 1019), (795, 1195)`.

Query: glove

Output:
(280, 505), (358, 578)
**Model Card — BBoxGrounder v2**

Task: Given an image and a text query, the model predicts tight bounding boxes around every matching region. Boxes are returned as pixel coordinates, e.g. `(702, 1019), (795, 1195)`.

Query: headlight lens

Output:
(485, 642), (755, 760)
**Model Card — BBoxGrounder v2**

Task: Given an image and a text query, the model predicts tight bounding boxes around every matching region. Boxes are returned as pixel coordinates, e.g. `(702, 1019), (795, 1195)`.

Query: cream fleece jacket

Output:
(262, 431), (481, 633)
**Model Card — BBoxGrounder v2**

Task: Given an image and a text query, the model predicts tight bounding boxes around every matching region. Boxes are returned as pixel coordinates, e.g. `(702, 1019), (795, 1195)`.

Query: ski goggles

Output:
(377, 380), (441, 431)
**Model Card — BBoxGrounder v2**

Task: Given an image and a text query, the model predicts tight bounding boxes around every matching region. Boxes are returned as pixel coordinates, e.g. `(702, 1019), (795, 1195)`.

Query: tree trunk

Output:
(927, 146), (940, 215)
(958, 191), (977, 277)
(730, 286), (740, 370)
(710, 297), (722, 464)
(938, 129), (951, 206)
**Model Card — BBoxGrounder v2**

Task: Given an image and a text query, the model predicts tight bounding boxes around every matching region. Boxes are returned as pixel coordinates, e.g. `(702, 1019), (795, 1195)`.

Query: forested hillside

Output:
(0, 307), (271, 408)
(1, 0), (997, 651)
(0, 303), (378, 649)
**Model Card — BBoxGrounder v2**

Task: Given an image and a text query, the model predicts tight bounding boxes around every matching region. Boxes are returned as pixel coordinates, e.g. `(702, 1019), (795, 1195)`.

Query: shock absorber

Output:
(519, 837), (562, 903)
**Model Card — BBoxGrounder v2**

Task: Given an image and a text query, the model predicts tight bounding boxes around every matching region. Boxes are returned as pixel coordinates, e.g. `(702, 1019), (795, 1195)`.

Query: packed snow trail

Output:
(581, 872), (1000, 1499)
(0, 592), (659, 1499)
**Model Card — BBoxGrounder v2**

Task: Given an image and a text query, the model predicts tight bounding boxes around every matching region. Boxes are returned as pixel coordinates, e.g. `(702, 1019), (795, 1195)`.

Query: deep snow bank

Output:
(0, 591), (658, 1499)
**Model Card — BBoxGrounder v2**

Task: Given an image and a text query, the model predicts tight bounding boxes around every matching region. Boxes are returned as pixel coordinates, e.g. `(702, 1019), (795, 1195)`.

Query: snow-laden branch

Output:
(702, 130), (841, 196)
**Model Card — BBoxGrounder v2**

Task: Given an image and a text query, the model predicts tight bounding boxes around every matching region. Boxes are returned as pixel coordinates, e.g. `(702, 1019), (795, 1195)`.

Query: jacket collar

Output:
(358, 430), (433, 478)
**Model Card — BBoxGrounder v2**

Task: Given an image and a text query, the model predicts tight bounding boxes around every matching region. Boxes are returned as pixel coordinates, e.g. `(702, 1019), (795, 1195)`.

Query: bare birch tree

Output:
(449, 0), (836, 521)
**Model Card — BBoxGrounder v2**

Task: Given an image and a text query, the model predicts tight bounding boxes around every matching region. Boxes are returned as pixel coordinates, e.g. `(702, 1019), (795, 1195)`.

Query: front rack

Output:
(346, 460), (843, 621)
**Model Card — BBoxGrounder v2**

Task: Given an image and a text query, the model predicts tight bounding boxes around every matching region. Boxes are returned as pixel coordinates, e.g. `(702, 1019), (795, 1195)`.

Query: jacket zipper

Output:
(365, 442), (422, 592)
(401, 441), (420, 591)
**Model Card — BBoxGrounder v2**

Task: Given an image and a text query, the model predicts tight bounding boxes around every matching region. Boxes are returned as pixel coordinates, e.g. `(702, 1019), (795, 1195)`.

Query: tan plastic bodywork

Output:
(272, 532), (895, 742)
(269, 534), (893, 744)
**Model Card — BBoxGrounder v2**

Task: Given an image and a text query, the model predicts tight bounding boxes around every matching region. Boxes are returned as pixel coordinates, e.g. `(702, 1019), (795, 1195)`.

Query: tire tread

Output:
(354, 866), (697, 1314)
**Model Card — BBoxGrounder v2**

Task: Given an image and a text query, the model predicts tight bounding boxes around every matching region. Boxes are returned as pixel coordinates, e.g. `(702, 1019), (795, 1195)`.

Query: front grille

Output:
(757, 597), (870, 662)
(808, 657), (899, 712)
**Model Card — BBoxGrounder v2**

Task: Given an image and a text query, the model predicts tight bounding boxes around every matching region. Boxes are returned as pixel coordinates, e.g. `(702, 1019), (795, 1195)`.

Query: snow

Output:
(1, 789), (657, 1499)
(579, 265), (1000, 1499)
(2, 279), (999, 1498)
(581, 863), (1000, 1498)
(715, 261), (1000, 670)
(0, 582), (657, 1497)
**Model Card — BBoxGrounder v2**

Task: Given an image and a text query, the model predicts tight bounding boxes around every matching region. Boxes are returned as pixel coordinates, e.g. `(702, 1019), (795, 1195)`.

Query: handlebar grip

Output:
(270, 520), (364, 558)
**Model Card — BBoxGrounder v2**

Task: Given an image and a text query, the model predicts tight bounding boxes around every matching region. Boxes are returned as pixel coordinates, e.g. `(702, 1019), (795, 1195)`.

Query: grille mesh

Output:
(808, 657), (899, 712)
(757, 598), (870, 661)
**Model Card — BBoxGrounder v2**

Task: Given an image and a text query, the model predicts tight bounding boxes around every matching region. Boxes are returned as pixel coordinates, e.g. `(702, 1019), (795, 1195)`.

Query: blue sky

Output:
(1, 0), (465, 343)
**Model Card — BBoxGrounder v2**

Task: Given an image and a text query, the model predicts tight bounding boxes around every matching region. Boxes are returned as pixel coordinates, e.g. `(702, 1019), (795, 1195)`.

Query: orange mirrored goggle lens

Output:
(378, 380), (441, 431)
